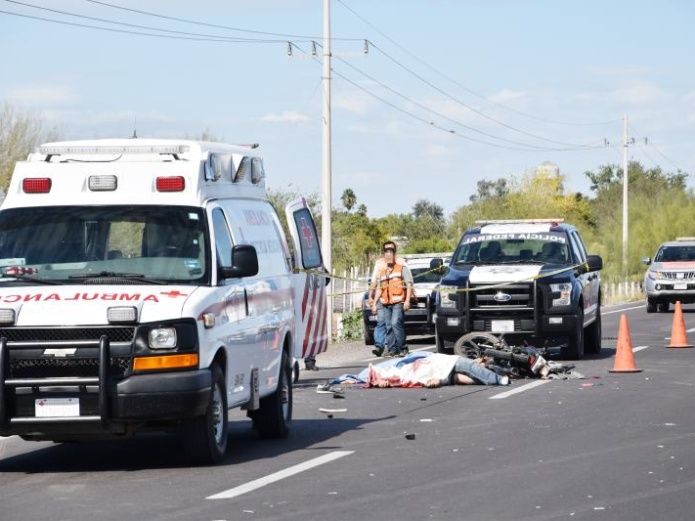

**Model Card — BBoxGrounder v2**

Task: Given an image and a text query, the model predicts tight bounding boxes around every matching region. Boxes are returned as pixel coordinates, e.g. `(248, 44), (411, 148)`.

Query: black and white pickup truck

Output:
(434, 219), (603, 359)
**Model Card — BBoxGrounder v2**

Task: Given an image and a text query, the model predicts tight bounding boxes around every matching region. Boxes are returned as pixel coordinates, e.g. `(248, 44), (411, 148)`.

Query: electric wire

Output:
(83, 0), (363, 41)
(0, 8), (285, 43)
(332, 53), (602, 152)
(336, 0), (620, 128)
(2, 0), (299, 42)
(294, 43), (604, 152)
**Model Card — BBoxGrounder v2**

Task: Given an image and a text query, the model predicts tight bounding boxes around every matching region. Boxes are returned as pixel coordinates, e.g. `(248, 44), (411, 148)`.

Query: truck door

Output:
(285, 198), (328, 360)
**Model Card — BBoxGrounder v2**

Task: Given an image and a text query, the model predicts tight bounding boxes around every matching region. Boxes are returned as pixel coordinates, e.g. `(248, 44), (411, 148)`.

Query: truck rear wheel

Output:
(252, 351), (292, 439)
(562, 308), (585, 360)
(646, 298), (656, 313)
(363, 325), (375, 346)
(184, 363), (228, 465)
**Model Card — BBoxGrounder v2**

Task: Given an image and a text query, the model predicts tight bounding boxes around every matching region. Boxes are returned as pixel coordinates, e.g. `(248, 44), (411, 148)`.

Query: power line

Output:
(368, 41), (599, 149)
(0, 8), (288, 43)
(2, 0), (297, 42)
(336, 0), (620, 128)
(293, 43), (603, 152)
(83, 0), (363, 41)
(331, 53), (599, 152)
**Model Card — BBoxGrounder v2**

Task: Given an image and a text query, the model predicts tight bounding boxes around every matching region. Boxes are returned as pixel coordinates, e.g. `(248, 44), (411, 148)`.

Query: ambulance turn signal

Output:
(156, 176), (185, 192)
(133, 353), (199, 372)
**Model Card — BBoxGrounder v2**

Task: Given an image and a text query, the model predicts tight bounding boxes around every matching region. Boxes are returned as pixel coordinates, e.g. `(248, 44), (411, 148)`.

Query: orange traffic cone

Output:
(609, 314), (642, 373)
(666, 301), (693, 348)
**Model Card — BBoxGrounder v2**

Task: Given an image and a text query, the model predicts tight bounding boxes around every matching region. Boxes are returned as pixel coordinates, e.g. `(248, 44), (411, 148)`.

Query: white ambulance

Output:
(0, 139), (328, 463)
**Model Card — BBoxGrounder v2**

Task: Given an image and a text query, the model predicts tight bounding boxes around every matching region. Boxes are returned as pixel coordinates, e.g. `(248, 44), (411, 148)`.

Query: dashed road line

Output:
(489, 379), (549, 399)
(206, 450), (354, 500)
(602, 305), (644, 315)
(633, 345), (649, 353)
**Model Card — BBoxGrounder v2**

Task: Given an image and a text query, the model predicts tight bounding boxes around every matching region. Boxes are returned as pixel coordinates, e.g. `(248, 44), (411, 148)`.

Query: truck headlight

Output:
(648, 271), (664, 280)
(438, 286), (459, 309)
(148, 327), (177, 349)
(550, 283), (572, 306)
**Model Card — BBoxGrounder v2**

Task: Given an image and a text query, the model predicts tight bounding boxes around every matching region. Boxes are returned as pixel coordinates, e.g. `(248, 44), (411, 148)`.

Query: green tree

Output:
(340, 188), (357, 212)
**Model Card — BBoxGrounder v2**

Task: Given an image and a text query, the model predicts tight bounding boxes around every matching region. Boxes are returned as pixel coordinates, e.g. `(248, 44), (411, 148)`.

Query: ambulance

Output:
(0, 139), (328, 463)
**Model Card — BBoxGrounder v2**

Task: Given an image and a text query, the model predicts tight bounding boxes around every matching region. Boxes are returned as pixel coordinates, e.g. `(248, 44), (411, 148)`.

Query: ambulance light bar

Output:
(23, 178), (52, 193)
(89, 175), (118, 191)
(475, 219), (565, 225)
(156, 176), (185, 192)
(107, 306), (137, 324)
(39, 145), (190, 156)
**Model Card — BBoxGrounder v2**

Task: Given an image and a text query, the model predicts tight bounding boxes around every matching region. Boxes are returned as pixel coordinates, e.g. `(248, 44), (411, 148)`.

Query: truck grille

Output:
(470, 284), (534, 309)
(662, 272), (695, 280)
(0, 327), (135, 343)
(9, 357), (131, 379)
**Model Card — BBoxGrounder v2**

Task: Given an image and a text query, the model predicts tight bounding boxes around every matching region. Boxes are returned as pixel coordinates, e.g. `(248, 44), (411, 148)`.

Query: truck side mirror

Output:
(220, 244), (259, 279)
(430, 258), (444, 273)
(585, 255), (603, 272)
(641, 256), (652, 265)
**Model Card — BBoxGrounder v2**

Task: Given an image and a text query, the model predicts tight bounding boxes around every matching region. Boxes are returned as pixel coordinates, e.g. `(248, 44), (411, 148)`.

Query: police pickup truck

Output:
(434, 220), (603, 359)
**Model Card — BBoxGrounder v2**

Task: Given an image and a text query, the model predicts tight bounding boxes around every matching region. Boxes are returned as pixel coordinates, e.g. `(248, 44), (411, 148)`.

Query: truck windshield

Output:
(655, 246), (695, 262)
(454, 233), (570, 264)
(0, 206), (209, 284)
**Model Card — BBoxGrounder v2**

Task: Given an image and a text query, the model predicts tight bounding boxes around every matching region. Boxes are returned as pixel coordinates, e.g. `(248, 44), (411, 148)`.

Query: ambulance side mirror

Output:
(220, 244), (259, 279)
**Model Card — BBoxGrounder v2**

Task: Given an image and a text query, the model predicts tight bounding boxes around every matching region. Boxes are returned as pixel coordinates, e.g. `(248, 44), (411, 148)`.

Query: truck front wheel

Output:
(562, 308), (585, 360)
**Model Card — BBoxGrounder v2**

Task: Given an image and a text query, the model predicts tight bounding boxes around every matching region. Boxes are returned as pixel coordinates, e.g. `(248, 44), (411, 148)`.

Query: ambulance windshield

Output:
(0, 206), (209, 284)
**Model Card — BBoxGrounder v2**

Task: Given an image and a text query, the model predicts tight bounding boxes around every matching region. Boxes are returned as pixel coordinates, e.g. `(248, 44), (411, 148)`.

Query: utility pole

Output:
(322, 0), (333, 340)
(622, 114), (628, 274)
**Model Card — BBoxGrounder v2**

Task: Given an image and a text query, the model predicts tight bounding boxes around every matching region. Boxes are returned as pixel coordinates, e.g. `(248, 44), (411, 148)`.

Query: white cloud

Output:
(41, 109), (175, 125)
(614, 83), (670, 104)
(487, 89), (528, 104)
(260, 110), (309, 123)
(424, 143), (455, 157)
(333, 93), (372, 115)
(6, 84), (78, 105)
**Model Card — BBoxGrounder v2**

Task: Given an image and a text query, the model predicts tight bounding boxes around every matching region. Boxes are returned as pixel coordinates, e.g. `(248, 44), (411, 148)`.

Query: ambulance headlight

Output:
(148, 327), (177, 349)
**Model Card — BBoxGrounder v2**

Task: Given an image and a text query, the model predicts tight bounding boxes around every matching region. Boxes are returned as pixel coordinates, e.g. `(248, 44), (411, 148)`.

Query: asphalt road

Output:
(4, 301), (695, 521)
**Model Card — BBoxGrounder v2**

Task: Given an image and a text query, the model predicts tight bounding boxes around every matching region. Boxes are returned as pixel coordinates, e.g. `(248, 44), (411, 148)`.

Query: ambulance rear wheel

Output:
(252, 350), (292, 439)
(184, 363), (228, 465)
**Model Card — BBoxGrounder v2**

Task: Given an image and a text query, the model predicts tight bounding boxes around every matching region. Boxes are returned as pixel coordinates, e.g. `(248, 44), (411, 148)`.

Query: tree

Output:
(340, 188), (357, 212)
(0, 102), (57, 190)
(469, 178), (509, 202)
(412, 199), (444, 222)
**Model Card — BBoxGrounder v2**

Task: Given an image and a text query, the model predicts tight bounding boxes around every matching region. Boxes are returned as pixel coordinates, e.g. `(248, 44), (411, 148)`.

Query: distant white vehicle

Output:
(362, 252), (451, 345)
(642, 237), (695, 313)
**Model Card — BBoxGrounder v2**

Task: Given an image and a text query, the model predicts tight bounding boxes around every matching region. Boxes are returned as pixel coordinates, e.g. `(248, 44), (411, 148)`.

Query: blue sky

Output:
(1, 0), (693, 217)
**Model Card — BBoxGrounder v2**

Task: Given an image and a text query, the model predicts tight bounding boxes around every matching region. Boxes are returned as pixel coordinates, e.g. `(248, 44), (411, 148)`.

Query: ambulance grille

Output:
(9, 357), (131, 379)
(0, 327), (135, 343)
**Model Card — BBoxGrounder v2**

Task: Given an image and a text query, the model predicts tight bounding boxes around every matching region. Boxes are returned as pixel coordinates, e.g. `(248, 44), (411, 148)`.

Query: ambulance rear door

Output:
(285, 198), (328, 360)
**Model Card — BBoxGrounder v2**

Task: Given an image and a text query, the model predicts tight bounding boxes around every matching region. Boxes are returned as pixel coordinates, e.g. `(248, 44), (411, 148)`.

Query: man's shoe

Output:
(398, 348), (409, 357)
(383, 350), (399, 358)
(371, 347), (384, 357)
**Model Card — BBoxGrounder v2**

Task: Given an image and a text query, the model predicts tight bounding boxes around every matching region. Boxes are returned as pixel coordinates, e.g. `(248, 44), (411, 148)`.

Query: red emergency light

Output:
(22, 178), (52, 193)
(156, 176), (185, 192)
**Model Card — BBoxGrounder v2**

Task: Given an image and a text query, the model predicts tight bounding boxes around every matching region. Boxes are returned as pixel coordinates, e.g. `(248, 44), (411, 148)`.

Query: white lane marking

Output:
(206, 451), (354, 500)
(602, 305), (645, 316)
(687, 327), (695, 333)
(633, 345), (649, 353)
(489, 379), (549, 399)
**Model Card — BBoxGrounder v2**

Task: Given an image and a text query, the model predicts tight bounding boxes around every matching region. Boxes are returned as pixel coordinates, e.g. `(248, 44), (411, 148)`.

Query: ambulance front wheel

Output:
(252, 350), (292, 439)
(292, 359), (300, 384)
(184, 363), (228, 465)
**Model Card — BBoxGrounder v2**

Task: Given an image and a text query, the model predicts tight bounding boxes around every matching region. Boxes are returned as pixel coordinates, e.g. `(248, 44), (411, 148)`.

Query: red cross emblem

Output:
(300, 217), (314, 248)
(160, 290), (188, 298)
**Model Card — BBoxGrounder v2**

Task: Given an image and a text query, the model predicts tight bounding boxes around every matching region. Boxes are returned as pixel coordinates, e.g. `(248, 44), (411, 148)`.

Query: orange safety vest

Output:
(378, 262), (407, 305)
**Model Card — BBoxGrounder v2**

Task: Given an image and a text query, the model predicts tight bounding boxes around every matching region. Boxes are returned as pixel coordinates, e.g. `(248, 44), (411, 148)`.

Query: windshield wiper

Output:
(496, 259), (547, 264)
(68, 271), (167, 285)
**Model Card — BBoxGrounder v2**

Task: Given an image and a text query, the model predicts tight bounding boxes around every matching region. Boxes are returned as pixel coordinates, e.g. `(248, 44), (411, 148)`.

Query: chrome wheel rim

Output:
(211, 384), (224, 445)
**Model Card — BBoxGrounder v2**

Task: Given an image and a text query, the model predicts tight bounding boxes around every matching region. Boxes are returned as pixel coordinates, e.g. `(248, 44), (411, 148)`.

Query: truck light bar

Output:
(38, 145), (190, 156)
(475, 219), (565, 225)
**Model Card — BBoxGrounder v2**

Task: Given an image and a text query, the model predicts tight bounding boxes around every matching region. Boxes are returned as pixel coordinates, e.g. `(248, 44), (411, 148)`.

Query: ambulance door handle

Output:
(244, 289), (249, 316)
